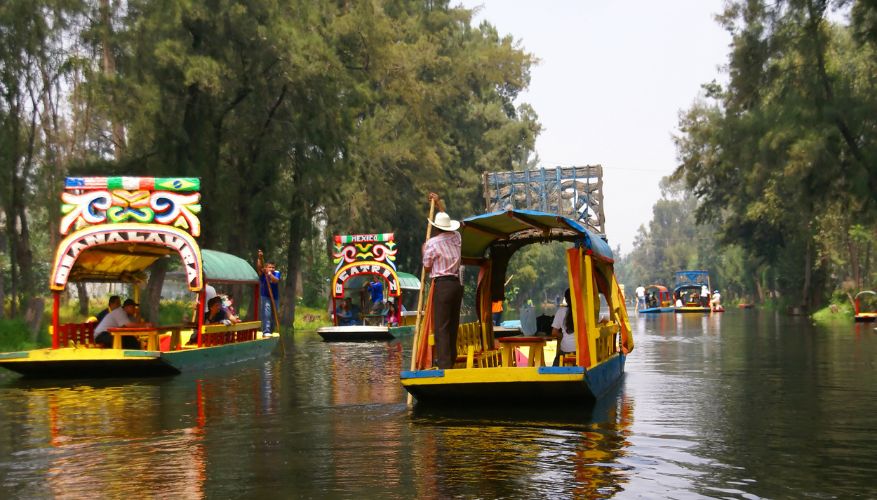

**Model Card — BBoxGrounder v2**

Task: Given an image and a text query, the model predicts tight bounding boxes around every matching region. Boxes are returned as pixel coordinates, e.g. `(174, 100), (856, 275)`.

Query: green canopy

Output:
(396, 271), (421, 290)
(201, 249), (259, 284)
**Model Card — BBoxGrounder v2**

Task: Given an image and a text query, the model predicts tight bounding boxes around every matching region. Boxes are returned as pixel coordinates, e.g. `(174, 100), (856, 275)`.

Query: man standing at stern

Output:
(257, 250), (281, 338)
(422, 193), (463, 370)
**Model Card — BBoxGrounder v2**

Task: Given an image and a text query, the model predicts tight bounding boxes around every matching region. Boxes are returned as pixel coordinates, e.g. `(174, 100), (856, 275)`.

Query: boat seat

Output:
(454, 321), (500, 368)
(56, 322), (100, 348)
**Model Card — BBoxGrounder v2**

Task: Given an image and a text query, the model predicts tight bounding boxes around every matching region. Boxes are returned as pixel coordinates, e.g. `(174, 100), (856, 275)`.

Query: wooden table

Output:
(107, 326), (160, 350)
(108, 324), (186, 351)
(496, 336), (547, 367)
(492, 326), (521, 338)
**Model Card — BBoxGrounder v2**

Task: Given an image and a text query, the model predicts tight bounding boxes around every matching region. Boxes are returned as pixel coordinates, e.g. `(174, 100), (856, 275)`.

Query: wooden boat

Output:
(673, 270), (712, 313)
(317, 233), (420, 341)
(637, 284), (674, 313)
(0, 176), (278, 378)
(402, 166), (633, 405)
(854, 291), (877, 322)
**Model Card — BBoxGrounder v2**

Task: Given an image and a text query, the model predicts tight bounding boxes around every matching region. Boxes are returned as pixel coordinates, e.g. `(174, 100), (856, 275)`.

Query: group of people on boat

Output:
(335, 294), (403, 327)
(635, 283), (722, 311)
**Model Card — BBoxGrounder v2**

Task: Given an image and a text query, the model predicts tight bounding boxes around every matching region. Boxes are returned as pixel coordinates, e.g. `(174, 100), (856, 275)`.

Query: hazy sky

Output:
(459, 0), (732, 254)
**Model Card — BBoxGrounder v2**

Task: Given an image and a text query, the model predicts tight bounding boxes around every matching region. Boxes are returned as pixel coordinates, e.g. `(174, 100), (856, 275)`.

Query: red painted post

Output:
(52, 292), (60, 349)
(197, 288), (206, 347)
(252, 284), (260, 322)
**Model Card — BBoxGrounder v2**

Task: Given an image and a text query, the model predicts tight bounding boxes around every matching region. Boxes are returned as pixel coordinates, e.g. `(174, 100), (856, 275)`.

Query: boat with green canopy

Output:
(317, 233), (420, 341)
(0, 176), (278, 378)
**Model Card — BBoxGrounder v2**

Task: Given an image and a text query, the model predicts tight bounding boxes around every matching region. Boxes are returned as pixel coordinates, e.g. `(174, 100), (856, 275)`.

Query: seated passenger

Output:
(386, 300), (400, 327)
(94, 298), (149, 349)
(336, 298), (355, 326)
(188, 296), (233, 345)
(220, 294), (240, 323)
(94, 295), (121, 323)
(552, 289), (576, 366)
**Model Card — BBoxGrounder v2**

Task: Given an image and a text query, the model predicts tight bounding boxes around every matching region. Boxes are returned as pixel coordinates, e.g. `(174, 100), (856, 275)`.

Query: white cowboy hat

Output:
(429, 211), (461, 231)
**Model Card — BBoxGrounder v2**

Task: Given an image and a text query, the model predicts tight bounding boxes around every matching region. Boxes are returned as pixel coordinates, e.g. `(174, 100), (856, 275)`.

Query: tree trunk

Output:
(100, 0), (126, 158)
(0, 272), (5, 319)
(144, 258), (168, 324)
(283, 209), (305, 329)
(75, 282), (89, 316)
(24, 297), (45, 342)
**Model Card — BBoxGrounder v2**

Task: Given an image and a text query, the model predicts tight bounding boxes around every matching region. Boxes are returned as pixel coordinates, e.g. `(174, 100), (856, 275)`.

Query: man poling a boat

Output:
(257, 249), (282, 338)
(421, 193), (463, 370)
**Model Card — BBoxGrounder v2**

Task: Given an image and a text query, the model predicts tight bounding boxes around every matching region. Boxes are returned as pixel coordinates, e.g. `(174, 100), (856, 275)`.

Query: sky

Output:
(458, 0), (732, 255)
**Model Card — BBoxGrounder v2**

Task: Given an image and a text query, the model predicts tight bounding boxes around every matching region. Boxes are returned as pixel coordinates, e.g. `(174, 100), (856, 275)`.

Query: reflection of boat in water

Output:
(402, 166), (633, 405)
(0, 176), (278, 378)
(637, 284), (674, 313)
(317, 233), (420, 341)
(854, 291), (877, 322)
(673, 270), (712, 313)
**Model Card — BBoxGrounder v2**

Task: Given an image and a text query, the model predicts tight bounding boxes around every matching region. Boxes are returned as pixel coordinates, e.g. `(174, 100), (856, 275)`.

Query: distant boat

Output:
(637, 284), (675, 313)
(673, 270), (712, 313)
(317, 233), (420, 341)
(854, 291), (877, 322)
(737, 303), (755, 309)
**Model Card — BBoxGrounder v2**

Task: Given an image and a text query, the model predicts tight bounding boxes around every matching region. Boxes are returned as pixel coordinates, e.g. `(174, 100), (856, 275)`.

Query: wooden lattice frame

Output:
(482, 166), (605, 234)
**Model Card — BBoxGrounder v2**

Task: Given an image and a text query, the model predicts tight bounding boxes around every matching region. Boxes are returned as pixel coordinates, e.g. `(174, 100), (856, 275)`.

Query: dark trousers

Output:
(432, 278), (463, 369)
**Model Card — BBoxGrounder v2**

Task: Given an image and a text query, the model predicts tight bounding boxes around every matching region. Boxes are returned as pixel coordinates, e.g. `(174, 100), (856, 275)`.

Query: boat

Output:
(637, 284), (675, 313)
(0, 176), (279, 378)
(854, 291), (877, 322)
(401, 165), (633, 405)
(673, 270), (712, 313)
(317, 233), (420, 341)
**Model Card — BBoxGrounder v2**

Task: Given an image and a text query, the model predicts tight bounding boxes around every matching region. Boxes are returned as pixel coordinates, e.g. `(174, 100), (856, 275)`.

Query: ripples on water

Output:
(1, 312), (875, 499)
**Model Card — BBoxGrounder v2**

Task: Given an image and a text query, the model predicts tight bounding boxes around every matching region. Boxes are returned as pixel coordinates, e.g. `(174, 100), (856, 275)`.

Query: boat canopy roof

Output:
(674, 270), (709, 287)
(461, 209), (613, 262)
(646, 284), (669, 293)
(202, 249), (259, 284)
(396, 272), (421, 290)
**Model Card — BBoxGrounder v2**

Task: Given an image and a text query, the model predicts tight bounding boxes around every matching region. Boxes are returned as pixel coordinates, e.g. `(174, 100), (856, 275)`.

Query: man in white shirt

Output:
(94, 299), (147, 349)
(635, 285), (646, 310)
(701, 285), (710, 307)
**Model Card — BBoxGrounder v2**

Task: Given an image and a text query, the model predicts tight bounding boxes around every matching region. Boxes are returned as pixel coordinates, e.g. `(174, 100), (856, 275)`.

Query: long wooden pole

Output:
(408, 197), (436, 405)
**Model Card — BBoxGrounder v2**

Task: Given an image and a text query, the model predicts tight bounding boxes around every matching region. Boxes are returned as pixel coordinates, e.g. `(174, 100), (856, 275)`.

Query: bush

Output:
(0, 319), (40, 351)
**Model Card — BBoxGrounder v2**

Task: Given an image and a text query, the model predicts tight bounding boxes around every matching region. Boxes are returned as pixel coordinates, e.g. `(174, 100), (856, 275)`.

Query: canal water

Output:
(1, 311), (875, 498)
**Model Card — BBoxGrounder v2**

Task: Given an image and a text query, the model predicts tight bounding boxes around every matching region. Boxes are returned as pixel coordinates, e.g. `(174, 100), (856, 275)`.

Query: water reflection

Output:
(409, 388), (634, 498)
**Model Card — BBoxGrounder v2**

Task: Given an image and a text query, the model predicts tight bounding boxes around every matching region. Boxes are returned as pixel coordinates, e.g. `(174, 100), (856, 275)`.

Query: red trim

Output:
(252, 284), (260, 321)
(197, 288), (206, 347)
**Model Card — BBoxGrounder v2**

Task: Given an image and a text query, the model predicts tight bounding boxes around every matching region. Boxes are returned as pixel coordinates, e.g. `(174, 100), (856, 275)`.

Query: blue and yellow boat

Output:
(673, 270), (712, 313)
(0, 176), (278, 378)
(401, 208), (632, 405)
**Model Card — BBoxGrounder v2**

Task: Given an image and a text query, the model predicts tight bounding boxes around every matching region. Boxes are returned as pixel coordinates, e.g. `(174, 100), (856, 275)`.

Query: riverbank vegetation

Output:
(621, 1), (877, 313)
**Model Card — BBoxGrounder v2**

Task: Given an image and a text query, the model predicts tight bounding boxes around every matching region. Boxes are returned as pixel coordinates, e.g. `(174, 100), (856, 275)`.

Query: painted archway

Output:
(331, 261), (400, 298)
(50, 223), (203, 292)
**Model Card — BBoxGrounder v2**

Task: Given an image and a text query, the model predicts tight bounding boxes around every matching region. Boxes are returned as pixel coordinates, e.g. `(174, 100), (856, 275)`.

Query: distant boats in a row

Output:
(636, 270), (723, 314)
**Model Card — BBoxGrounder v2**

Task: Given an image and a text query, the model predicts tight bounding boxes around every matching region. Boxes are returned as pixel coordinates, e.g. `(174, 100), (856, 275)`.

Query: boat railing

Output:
(200, 321), (261, 346)
(595, 322), (621, 363)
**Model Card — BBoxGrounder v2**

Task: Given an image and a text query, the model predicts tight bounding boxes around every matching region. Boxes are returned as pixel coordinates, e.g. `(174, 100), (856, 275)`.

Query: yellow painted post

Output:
(582, 254), (598, 367)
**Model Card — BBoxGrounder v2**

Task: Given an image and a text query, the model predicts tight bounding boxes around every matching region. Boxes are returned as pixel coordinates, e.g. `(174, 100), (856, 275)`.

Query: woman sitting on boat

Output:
(336, 298), (356, 326)
(551, 289), (576, 366)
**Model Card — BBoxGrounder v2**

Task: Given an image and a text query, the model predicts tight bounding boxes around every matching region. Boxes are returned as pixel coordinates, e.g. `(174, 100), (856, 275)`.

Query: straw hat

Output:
(429, 211), (460, 231)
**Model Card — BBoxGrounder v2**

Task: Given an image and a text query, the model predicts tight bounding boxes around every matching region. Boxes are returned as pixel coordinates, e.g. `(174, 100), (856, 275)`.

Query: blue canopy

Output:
(461, 209), (613, 262)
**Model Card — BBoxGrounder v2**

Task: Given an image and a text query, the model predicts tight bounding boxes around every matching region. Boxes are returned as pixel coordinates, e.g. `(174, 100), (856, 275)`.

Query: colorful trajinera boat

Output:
(637, 284), (674, 313)
(401, 166), (633, 405)
(673, 270), (712, 313)
(317, 233), (420, 341)
(854, 291), (877, 322)
(0, 176), (278, 378)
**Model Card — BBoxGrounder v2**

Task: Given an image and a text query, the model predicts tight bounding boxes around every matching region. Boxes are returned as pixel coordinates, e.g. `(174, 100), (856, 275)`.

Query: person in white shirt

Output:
(94, 298), (148, 349)
(700, 284), (710, 307)
(635, 285), (646, 310)
(710, 290), (722, 311)
(552, 289), (576, 366)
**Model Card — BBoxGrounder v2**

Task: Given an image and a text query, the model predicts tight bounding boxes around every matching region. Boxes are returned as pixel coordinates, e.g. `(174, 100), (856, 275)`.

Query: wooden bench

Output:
(199, 321), (261, 347)
(55, 322), (98, 348)
(454, 321), (501, 368)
